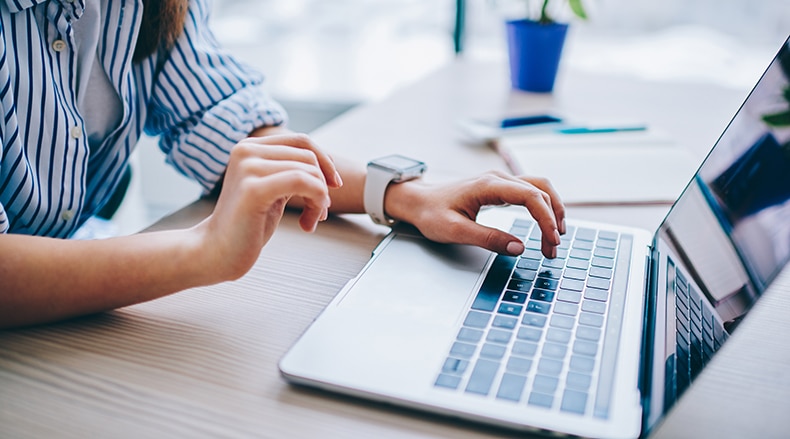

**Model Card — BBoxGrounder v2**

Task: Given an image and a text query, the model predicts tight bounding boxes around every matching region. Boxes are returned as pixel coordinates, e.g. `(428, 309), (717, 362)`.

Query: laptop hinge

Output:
(639, 243), (659, 435)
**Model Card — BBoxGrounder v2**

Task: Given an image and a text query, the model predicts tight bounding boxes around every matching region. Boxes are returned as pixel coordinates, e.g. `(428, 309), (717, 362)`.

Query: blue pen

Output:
(556, 126), (647, 135)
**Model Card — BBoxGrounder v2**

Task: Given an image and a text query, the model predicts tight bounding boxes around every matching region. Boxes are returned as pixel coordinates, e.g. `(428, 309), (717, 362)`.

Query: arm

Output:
(0, 134), (340, 329)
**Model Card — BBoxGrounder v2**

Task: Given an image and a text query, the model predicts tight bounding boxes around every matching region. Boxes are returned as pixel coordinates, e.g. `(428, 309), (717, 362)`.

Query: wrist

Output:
(383, 178), (429, 225)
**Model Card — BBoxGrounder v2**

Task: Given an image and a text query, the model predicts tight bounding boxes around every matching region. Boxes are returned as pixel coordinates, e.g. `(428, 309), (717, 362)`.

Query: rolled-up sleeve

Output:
(144, 0), (287, 192)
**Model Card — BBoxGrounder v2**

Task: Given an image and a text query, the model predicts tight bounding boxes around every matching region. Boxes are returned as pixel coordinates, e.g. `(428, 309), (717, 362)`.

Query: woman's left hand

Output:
(384, 171), (566, 258)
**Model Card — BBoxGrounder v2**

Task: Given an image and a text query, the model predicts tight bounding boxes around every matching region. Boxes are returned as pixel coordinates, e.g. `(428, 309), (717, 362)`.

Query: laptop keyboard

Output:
(434, 218), (633, 419)
(670, 258), (727, 398)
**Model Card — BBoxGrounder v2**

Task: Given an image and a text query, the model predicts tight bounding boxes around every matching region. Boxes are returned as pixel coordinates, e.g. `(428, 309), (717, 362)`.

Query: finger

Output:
(235, 155), (328, 186)
(522, 176), (566, 235)
(247, 133), (343, 188)
(443, 218), (527, 256)
(246, 168), (332, 223)
(470, 174), (560, 248)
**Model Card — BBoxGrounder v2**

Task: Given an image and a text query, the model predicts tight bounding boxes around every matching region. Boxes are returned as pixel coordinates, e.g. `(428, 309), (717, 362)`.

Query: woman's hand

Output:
(384, 170), (566, 258)
(196, 133), (342, 281)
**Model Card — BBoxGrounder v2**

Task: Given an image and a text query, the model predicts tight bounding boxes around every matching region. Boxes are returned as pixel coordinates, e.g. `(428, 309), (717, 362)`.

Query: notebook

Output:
(496, 129), (699, 206)
(280, 37), (790, 439)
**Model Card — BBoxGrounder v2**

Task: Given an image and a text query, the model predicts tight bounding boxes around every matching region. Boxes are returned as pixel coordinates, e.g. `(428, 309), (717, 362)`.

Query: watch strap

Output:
(363, 165), (397, 225)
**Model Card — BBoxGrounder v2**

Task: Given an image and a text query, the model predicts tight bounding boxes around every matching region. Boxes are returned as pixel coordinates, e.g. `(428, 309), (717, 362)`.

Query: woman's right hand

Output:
(195, 133), (343, 282)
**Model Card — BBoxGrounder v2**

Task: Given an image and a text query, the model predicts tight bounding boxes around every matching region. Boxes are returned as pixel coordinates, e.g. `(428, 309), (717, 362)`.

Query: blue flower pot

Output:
(506, 20), (568, 93)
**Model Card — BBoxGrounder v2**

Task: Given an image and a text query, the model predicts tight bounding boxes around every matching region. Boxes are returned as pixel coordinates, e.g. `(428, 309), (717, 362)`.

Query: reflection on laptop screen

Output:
(649, 37), (790, 427)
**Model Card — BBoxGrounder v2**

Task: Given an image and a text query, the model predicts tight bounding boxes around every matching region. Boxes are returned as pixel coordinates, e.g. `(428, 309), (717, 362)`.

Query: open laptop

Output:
(280, 36), (790, 438)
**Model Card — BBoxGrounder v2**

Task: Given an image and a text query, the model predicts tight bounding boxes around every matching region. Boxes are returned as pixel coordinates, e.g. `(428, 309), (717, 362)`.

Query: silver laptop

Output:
(280, 37), (790, 438)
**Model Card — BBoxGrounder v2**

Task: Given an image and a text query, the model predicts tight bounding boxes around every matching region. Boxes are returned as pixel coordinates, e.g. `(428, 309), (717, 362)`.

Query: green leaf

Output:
(763, 110), (790, 127)
(568, 0), (588, 20)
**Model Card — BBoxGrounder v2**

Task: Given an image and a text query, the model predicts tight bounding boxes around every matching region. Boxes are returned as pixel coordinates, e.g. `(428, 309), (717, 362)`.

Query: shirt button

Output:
(61, 210), (75, 221)
(52, 39), (67, 52)
(70, 126), (82, 139)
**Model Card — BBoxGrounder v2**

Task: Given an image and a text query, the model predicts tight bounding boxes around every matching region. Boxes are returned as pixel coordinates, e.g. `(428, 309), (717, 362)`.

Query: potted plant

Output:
(502, 0), (587, 92)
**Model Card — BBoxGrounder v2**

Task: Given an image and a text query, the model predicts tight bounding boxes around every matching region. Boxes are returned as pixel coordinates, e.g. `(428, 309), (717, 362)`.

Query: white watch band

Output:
(363, 165), (398, 225)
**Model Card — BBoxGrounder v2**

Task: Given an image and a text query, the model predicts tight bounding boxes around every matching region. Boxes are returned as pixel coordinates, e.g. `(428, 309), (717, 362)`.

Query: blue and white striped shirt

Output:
(0, 0), (286, 238)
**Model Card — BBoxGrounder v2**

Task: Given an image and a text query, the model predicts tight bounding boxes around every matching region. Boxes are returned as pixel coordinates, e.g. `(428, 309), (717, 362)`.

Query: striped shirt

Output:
(0, 0), (286, 238)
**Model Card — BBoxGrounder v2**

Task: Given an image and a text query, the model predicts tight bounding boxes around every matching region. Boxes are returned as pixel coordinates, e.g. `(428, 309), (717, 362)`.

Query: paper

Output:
(497, 130), (698, 205)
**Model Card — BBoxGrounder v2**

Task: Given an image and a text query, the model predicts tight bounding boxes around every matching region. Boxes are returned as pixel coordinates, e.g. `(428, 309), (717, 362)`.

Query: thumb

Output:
(451, 222), (525, 256)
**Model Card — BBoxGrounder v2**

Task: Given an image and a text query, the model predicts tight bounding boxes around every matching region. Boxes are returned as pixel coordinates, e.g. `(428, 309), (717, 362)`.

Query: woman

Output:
(0, 0), (564, 328)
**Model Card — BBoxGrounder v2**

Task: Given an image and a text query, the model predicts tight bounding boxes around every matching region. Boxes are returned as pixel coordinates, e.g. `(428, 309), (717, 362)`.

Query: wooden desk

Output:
(3, 60), (788, 439)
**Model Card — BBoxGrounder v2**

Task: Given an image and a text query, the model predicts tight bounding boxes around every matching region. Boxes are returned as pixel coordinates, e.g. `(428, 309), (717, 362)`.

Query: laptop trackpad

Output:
(282, 234), (493, 393)
(336, 233), (491, 325)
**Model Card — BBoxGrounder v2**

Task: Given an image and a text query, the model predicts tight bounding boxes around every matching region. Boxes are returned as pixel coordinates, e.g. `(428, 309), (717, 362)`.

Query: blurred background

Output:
(108, 0), (790, 237)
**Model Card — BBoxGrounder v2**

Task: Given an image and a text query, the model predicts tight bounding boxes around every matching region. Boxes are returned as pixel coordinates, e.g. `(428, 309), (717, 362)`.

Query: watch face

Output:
(372, 154), (424, 171)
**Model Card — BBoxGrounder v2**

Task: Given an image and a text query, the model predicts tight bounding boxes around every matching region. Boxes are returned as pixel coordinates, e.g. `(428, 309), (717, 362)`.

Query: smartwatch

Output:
(364, 154), (427, 225)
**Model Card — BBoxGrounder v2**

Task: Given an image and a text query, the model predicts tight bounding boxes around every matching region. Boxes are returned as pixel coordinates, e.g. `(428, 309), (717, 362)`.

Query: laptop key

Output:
(531, 288), (555, 302)
(457, 327), (484, 342)
(487, 329), (513, 344)
(560, 389), (588, 415)
(465, 359), (500, 395)
(526, 301), (551, 314)
(554, 302), (579, 316)
(450, 342), (477, 358)
(480, 343), (507, 359)
(532, 374), (559, 393)
(508, 279), (533, 292)
(511, 341), (538, 357)
(575, 228), (596, 241)
(542, 342), (568, 359)
(537, 358), (563, 377)
(557, 289), (582, 304)
(435, 374), (461, 389)
(534, 278), (559, 291)
(492, 315), (518, 329)
(498, 303), (523, 316)
(569, 355), (595, 373)
(578, 312), (604, 328)
(516, 327), (542, 342)
(566, 258), (589, 270)
(584, 287), (608, 302)
(546, 328), (572, 344)
(522, 313), (547, 328)
(502, 291), (528, 304)
(463, 311), (492, 328)
(528, 392), (554, 408)
(587, 277), (611, 290)
(506, 356), (532, 374)
(581, 300), (607, 314)
(549, 314), (575, 329)
(591, 257), (614, 269)
(442, 357), (469, 374)
(471, 255), (517, 312)
(517, 257), (541, 270)
(496, 373), (527, 402)
(566, 372), (592, 390)
(573, 340), (599, 357)
(577, 326), (602, 342)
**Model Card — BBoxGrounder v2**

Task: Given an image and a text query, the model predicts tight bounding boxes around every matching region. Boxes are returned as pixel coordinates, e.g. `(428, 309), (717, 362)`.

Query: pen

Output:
(556, 126), (648, 135)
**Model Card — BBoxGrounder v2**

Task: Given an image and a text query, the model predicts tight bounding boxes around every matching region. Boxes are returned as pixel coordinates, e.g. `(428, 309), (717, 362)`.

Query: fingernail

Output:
(506, 241), (524, 255)
(561, 219), (567, 235)
(334, 171), (343, 187)
(554, 230), (561, 245)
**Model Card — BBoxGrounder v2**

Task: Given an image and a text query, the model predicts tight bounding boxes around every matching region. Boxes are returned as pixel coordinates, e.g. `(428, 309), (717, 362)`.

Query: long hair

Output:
(133, 0), (189, 62)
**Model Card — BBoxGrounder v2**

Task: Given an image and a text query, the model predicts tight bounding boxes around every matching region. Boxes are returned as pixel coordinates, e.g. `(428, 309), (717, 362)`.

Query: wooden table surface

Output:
(3, 59), (788, 439)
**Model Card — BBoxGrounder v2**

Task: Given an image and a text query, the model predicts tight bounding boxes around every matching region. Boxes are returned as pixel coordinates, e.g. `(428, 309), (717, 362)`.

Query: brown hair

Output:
(133, 0), (189, 62)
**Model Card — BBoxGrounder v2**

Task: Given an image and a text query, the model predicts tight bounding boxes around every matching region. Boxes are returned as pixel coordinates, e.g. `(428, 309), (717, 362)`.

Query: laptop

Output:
(280, 36), (790, 438)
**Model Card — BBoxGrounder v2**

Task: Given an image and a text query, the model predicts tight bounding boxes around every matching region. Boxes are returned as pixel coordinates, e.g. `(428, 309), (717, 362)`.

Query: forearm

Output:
(0, 228), (213, 329)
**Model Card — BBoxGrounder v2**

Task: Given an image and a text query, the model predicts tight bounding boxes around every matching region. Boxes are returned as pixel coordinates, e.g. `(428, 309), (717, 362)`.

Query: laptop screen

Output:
(646, 36), (790, 431)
